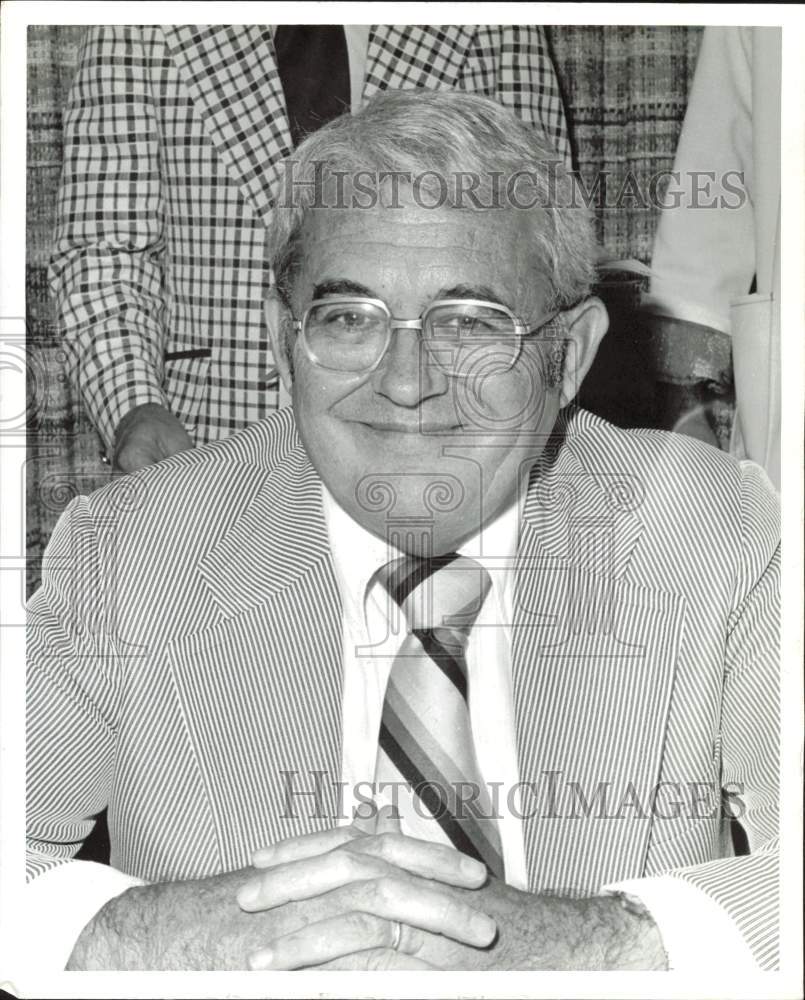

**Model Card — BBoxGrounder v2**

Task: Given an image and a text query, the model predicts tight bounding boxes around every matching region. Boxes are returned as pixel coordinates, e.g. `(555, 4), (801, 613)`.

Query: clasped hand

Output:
(236, 806), (498, 970)
(66, 808), (664, 970)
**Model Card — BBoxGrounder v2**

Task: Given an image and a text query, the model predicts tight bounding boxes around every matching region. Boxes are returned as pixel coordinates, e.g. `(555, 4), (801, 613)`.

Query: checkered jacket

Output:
(48, 25), (569, 451)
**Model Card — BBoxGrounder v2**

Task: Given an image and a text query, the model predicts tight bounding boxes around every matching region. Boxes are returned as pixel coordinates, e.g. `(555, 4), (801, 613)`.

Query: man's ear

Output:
(264, 288), (295, 395)
(557, 296), (609, 407)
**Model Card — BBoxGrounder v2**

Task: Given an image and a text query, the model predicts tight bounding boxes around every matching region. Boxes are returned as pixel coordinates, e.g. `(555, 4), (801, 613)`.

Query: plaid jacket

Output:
(48, 25), (569, 451)
(27, 408), (780, 967)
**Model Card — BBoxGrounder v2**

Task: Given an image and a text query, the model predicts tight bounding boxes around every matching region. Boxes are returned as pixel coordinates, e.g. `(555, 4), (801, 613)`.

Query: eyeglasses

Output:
(294, 297), (560, 377)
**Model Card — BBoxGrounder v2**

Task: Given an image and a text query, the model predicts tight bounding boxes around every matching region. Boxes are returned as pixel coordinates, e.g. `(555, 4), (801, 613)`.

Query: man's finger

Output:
(239, 848), (386, 908)
(335, 876), (496, 946)
(374, 803), (402, 836)
(356, 951), (436, 970)
(347, 950), (437, 970)
(250, 824), (361, 869)
(347, 832), (488, 887)
(240, 835), (486, 911)
(248, 912), (425, 970)
(244, 871), (495, 947)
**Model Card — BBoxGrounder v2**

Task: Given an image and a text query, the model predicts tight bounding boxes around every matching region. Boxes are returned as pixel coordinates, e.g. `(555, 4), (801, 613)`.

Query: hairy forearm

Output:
(517, 893), (667, 970)
(446, 881), (668, 971)
(66, 867), (279, 970)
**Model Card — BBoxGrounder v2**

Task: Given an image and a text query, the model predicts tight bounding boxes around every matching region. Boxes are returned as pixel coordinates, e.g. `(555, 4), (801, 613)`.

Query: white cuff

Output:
(604, 875), (758, 972)
(22, 861), (145, 971)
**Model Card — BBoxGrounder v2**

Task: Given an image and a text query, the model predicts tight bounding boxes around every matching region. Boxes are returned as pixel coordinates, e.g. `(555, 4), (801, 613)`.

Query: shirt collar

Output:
(322, 482), (525, 627)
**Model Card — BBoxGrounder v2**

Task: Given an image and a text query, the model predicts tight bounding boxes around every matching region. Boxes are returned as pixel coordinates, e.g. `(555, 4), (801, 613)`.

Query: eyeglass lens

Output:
(303, 300), (521, 374)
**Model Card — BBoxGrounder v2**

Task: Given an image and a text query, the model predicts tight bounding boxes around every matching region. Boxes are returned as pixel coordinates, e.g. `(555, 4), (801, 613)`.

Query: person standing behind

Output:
(644, 27), (781, 489)
(49, 24), (569, 472)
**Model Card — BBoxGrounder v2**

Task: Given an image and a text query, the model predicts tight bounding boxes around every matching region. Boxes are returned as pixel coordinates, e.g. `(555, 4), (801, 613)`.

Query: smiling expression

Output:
(287, 194), (568, 556)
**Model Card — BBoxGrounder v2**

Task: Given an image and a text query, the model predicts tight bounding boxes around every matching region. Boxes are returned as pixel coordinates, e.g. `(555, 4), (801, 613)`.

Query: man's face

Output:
(289, 194), (563, 555)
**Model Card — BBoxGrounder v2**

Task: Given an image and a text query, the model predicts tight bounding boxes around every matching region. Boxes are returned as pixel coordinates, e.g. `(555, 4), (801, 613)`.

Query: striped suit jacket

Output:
(47, 24), (568, 451)
(26, 407), (780, 967)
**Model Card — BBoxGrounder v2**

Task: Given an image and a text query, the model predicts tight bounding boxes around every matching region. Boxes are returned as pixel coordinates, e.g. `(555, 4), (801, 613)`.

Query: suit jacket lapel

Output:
(167, 438), (344, 868)
(163, 25), (480, 222)
(198, 442), (331, 616)
(363, 25), (477, 99)
(162, 25), (292, 227)
(512, 410), (685, 893)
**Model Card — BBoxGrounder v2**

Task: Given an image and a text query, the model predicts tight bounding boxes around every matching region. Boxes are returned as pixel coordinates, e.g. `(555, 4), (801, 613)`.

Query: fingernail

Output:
(237, 882), (260, 909)
(460, 856), (487, 879)
(252, 846), (274, 865)
(471, 913), (497, 943)
(249, 947), (273, 970)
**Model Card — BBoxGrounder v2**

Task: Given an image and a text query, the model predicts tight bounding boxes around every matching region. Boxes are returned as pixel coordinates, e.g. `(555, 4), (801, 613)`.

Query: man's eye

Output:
(432, 312), (499, 336)
(436, 314), (475, 331)
(324, 310), (369, 328)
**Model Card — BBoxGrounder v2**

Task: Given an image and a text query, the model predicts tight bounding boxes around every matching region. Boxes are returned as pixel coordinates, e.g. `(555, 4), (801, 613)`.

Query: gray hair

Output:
(266, 88), (598, 311)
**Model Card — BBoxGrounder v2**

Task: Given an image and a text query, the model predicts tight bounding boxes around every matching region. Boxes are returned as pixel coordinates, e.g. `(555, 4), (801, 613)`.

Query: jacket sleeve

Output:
(48, 25), (170, 453)
(646, 27), (755, 333)
(661, 460), (780, 968)
(461, 25), (571, 166)
(26, 495), (120, 879)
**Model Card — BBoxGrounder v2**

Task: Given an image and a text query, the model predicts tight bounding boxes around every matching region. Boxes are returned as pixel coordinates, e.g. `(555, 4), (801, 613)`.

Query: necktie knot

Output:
(378, 553), (491, 639)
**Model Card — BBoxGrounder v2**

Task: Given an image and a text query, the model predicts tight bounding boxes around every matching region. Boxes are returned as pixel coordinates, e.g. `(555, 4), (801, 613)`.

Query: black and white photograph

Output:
(0, 2), (802, 997)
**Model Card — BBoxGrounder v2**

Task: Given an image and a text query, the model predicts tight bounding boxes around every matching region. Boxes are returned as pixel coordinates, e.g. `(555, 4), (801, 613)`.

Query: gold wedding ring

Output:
(390, 919), (403, 951)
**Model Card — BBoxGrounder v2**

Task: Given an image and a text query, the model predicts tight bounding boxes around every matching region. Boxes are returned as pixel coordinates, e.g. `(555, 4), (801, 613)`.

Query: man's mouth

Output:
(359, 420), (463, 434)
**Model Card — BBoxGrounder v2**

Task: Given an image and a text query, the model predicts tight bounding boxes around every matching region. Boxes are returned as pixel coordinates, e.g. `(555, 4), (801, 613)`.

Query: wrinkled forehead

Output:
(293, 193), (546, 311)
(304, 203), (492, 246)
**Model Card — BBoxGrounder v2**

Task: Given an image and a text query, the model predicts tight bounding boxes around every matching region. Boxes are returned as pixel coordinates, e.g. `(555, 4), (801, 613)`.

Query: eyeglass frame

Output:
(291, 296), (563, 377)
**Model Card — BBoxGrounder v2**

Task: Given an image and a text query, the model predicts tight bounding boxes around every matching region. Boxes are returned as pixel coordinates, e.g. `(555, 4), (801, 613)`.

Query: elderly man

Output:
(27, 90), (779, 972)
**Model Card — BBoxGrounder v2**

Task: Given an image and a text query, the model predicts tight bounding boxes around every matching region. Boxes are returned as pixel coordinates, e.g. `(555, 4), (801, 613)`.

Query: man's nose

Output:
(371, 326), (449, 406)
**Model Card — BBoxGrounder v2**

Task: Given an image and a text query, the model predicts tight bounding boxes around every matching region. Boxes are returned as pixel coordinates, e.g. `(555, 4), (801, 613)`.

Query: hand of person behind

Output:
(112, 403), (194, 472)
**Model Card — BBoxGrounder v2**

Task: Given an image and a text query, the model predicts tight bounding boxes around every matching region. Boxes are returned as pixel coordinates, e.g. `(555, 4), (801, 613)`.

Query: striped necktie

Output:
(374, 553), (505, 879)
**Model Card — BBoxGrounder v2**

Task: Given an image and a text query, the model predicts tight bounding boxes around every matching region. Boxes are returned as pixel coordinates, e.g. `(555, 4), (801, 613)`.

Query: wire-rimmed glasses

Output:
(294, 296), (560, 377)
